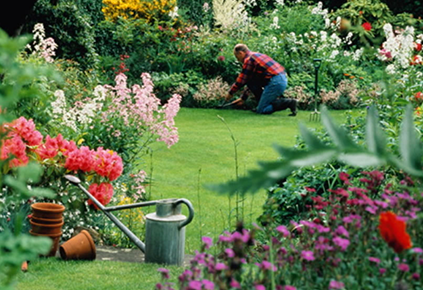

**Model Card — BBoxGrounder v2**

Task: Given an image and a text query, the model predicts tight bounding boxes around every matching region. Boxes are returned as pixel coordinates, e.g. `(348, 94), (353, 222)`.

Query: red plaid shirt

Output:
(229, 51), (285, 95)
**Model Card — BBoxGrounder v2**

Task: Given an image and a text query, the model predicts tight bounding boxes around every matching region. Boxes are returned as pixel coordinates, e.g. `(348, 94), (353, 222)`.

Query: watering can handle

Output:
(175, 198), (194, 229)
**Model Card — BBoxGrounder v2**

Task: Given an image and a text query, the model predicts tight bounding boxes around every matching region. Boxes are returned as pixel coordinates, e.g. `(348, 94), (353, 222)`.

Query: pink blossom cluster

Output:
(1, 117), (42, 167)
(1, 116), (123, 207)
(104, 72), (182, 148)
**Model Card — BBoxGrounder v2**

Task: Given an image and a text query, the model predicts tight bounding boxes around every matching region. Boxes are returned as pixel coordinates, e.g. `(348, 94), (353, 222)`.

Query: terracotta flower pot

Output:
(30, 219), (64, 235)
(31, 216), (64, 224)
(59, 230), (96, 260)
(31, 203), (65, 220)
(29, 230), (62, 257)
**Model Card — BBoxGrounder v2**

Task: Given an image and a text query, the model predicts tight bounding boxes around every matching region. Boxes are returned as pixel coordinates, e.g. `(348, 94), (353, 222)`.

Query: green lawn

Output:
(147, 107), (348, 253)
(15, 107), (352, 290)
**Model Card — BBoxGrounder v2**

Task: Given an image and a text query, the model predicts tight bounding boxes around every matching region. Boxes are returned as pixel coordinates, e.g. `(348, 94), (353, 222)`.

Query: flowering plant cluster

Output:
(1, 116), (123, 208)
(156, 171), (422, 289)
(102, 0), (178, 23)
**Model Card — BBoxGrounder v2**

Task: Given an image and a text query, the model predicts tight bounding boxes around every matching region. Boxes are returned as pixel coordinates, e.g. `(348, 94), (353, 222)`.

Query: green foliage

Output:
(23, 0), (100, 71)
(210, 105), (423, 195)
(0, 29), (58, 290)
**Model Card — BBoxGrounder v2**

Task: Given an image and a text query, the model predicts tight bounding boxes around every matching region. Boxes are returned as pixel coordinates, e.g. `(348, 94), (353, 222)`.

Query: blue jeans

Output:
(247, 73), (288, 114)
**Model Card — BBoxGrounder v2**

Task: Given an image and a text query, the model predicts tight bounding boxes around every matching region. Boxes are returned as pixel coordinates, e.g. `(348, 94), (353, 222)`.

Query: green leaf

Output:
(208, 160), (295, 195)
(321, 106), (358, 150)
(288, 149), (337, 167)
(399, 104), (422, 172)
(338, 152), (385, 167)
(299, 122), (328, 150)
(365, 106), (386, 155)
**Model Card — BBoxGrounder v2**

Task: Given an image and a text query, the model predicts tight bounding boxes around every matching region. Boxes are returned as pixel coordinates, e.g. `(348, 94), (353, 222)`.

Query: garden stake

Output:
(309, 58), (322, 122)
(64, 174), (194, 266)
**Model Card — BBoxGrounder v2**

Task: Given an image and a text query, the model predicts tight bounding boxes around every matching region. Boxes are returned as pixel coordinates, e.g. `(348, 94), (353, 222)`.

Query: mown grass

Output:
(15, 107), (351, 290)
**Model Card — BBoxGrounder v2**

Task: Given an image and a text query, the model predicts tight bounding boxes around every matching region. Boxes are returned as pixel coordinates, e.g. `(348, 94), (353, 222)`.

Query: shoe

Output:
(288, 99), (297, 117)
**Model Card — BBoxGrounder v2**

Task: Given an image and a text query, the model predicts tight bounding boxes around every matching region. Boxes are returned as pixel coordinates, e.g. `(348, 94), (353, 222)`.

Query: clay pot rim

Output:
(31, 202), (65, 213)
(31, 216), (64, 223)
(29, 229), (63, 238)
(30, 219), (64, 228)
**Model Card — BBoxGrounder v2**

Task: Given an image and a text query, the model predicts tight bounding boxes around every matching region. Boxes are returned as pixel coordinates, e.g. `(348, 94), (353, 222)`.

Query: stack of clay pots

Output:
(30, 202), (65, 257)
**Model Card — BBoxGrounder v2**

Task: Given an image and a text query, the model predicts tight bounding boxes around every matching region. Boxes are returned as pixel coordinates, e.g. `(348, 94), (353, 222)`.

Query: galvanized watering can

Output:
(64, 175), (194, 266)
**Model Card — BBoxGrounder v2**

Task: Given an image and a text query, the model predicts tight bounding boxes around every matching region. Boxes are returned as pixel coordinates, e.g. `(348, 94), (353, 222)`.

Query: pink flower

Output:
(276, 225), (290, 237)
(87, 182), (114, 209)
(217, 55), (225, 61)
(368, 257), (380, 264)
(10, 117), (43, 146)
(93, 147), (123, 181)
(333, 237), (350, 251)
(230, 279), (240, 289)
(202, 236), (213, 249)
(329, 280), (345, 289)
(157, 268), (169, 279)
(301, 250), (315, 261)
(64, 146), (95, 172)
(412, 273), (420, 280)
(284, 286), (296, 290)
(1, 134), (29, 167)
(398, 263), (410, 272)
(362, 22), (372, 31)
(379, 268), (386, 274)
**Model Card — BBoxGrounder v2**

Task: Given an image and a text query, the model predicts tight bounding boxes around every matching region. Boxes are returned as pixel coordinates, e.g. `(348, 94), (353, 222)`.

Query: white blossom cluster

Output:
(50, 86), (107, 131)
(26, 23), (58, 63)
(378, 24), (416, 72)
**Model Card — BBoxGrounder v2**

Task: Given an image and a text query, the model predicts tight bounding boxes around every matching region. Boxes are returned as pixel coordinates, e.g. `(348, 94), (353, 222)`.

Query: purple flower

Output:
(398, 263), (410, 272)
(365, 206), (377, 214)
(301, 250), (315, 261)
(202, 236), (213, 249)
(276, 225), (290, 237)
(284, 286), (296, 290)
(368, 257), (380, 264)
(230, 279), (241, 289)
(188, 280), (202, 290)
(255, 285), (266, 290)
(412, 247), (423, 254)
(202, 279), (214, 290)
(225, 248), (235, 258)
(332, 237), (350, 251)
(213, 262), (225, 271)
(335, 226), (349, 237)
(412, 273), (420, 280)
(157, 268), (170, 279)
(379, 268), (386, 275)
(255, 260), (277, 271)
(329, 280), (345, 289)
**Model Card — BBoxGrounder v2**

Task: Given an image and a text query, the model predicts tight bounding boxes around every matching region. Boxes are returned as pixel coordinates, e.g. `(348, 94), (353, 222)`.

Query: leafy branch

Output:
(210, 105), (423, 195)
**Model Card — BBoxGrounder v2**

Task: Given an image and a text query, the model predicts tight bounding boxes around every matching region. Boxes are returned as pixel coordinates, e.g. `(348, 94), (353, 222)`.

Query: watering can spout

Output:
(64, 174), (81, 185)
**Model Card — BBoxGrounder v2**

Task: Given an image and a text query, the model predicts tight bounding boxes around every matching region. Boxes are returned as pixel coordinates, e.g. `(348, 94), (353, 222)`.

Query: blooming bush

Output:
(156, 171), (422, 289)
(0, 115), (124, 239)
(102, 0), (178, 23)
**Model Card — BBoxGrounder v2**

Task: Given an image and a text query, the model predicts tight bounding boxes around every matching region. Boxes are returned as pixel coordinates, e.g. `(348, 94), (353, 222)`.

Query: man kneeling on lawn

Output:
(226, 43), (297, 116)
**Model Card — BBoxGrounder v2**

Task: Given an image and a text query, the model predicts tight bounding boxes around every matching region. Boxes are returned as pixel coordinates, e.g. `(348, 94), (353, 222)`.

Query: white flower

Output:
(168, 6), (178, 19)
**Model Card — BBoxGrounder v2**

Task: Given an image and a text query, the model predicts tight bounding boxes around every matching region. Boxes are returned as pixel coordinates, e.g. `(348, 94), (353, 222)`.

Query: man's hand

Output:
(225, 93), (233, 101)
(232, 98), (244, 107)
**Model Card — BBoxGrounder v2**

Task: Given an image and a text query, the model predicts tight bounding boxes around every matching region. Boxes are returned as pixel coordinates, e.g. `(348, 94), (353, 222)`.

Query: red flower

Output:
(362, 22), (372, 31)
(415, 42), (422, 52)
(379, 211), (412, 253)
(414, 92), (423, 101)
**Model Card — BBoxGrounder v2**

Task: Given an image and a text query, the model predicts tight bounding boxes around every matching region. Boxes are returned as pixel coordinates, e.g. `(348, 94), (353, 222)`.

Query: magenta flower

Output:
(157, 268), (169, 279)
(217, 55), (225, 61)
(329, 280), (344, 289)
(398, 263), (410, 272)
(412, 273), (420, 280)
(230, 279), (241, 289)
(202, 279), (214, 290)
(379, 268), (386, 274)
(368, 257), (380, 264)
(276, 225), (290, 237)
(301, 250), (315, 261)
(188, 280), (202, 290)
(202, 236), (213, 249)
(332, 237), (350, 251)
(225, 248), (235, 258)
(215, 263), (227, 271)
(412, 247), (423, 254)
(255, 285), (266, 290)
(284, 286), (296, 290)
(335, 226), (349, 237)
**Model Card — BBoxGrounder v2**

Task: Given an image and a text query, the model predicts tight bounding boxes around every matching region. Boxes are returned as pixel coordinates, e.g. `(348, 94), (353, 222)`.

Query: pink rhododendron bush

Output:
(1, 116), (123, 227)
(156, 171), (423, 289)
